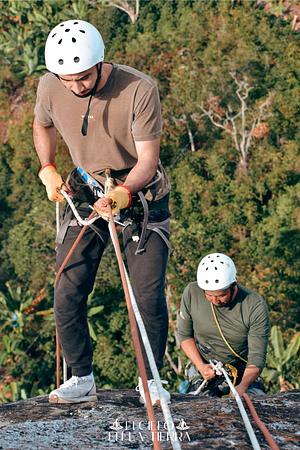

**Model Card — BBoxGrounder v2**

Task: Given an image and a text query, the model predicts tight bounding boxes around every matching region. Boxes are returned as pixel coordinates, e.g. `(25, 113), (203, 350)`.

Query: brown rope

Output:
(108, 206), (161, 450)
(55, 211), (96, 388)
(242, 393), (280, 450)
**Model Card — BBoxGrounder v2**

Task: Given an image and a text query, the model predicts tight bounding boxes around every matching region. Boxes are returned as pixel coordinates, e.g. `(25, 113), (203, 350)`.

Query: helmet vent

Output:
(80, 30), (86, 33)
(220, 261), (224, 264)
(74, 57), (80, 63)
(215, 279), (219, 283)
(72, 37), (76, 43)
(52, 33), (57, 38)
(205, 280), (209, 284)
(206, 268), (208, 271)
(58, 39), (62, 44)
(215, 267), (217, 270)
(65, 28), (70, 32)
(58, 59), (64, 65)
(74, 21), (79, 24)
(60, 24), (64, 27)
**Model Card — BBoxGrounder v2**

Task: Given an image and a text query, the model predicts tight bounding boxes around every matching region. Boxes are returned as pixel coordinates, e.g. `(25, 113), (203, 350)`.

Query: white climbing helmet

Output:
(45, 19), (105, 74)
(197, 253), (237, 291)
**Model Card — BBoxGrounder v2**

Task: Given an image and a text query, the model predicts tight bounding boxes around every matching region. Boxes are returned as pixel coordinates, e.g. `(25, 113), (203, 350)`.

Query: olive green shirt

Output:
(34, 63), (169, 200)
(178, 282), (270, 369)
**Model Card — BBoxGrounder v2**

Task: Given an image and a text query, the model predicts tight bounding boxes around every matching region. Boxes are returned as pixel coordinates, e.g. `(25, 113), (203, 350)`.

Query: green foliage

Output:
(0, 0), (93, 80)
(262, 326), (300, 393)
(0, 283), (56, 402)
(0, 0), (299, 401)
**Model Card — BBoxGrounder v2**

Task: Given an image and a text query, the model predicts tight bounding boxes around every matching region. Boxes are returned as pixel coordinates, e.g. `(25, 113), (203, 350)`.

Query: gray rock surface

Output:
(0, 389), (299, 449)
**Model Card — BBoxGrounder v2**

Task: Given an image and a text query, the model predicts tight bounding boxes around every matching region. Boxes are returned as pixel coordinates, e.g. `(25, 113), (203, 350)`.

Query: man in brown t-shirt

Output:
(33, 19), (170, 405)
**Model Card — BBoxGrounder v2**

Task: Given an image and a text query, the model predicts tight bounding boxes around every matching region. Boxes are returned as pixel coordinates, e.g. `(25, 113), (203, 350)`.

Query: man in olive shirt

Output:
(178, 253), (270, 397)
(33, 20), (170, 405)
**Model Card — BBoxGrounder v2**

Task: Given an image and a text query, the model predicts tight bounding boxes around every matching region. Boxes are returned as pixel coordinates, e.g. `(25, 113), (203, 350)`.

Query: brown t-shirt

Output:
(34, 63), (169, 200)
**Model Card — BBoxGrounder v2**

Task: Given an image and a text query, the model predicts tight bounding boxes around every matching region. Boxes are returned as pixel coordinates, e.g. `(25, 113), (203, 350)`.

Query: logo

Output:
(107, 419), (191, 443)
(110, 418), (123, 431)
(176, 419), (189, 431)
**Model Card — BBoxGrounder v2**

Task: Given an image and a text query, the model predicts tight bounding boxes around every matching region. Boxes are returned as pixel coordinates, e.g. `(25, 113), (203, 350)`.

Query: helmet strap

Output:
(229, 282), (237, 302)
(81, 62), (103, 136)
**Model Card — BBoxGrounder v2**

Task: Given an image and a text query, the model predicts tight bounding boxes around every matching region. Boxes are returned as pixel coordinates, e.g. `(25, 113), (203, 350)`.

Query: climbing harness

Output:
(209, 360), (279, 450)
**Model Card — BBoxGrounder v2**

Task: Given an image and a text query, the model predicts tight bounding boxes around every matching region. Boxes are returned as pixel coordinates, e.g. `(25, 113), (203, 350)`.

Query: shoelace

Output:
(61, 376), (79, 389)
(61, 375), (92, 389)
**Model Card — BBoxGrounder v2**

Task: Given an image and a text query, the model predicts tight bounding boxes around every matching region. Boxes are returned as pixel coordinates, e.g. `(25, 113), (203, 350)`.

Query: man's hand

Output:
(93, 186), (131, 218)
(231, 365), (260, 398)
(197, 363), (216, 381)
(231, 383), (247, 398)
(39, 165), (66, 202)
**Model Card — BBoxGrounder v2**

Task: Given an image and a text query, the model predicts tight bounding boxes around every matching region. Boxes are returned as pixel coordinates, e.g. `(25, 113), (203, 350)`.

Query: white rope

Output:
(108, 221), (181, 450)
(60, 190), (101, 226)
(209, 360), (261, 450)
(189, 379), (207, 396)
(59, 190), (125, 227)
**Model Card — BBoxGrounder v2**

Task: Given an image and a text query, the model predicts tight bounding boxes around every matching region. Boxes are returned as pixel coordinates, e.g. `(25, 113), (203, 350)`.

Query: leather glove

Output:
(39, 165), (64, 202)
(107, 185), (132, 215)
(93, 185), (132, 218)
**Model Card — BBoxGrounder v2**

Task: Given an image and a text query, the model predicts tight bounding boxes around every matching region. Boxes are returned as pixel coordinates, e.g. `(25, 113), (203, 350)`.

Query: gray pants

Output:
(54, 217), (169, 379)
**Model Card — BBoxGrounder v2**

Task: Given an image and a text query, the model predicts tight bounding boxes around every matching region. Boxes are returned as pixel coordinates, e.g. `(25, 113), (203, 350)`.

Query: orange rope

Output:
(242, 393), (280, 450)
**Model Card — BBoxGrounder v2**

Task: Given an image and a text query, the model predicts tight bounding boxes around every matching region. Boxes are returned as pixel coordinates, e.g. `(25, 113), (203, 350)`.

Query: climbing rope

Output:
(209, 359), (280, 450)
(211, 303), (247, 363)
(242, 393), (280, 450)
(109, 210), (181, 450)
(210, 359), (261, 450)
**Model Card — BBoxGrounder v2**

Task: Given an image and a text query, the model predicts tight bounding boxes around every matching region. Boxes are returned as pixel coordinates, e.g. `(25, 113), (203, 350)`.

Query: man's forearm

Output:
(33, 118), (57, 166)
(124, 159), (158, 194)
(181, 338), (207, 372)
(238, 365), (261, 390)
(124, 138), (160, 194)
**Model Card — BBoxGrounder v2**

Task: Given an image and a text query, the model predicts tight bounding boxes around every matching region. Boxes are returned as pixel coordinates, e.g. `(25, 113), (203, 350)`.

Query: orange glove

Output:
(93, 185), (132, 218)
(39, 164), (64, 202)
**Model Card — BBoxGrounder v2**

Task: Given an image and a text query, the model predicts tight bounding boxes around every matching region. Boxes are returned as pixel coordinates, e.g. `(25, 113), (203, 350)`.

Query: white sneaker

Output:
(136, 377), (171, 406)
(49, 373), (97, 404)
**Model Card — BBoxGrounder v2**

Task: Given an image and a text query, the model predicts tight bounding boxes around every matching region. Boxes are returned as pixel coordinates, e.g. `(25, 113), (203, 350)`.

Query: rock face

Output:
(0, 389), (299, 449)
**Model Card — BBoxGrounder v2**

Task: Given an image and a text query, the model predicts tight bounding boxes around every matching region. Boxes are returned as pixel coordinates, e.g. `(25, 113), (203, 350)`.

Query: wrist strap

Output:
(38, 163), (56, 176)
(119, 185), (132, 208)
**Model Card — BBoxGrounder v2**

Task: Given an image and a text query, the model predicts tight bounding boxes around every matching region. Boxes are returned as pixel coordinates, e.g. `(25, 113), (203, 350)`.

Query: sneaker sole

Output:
(49, 394), (98, 404)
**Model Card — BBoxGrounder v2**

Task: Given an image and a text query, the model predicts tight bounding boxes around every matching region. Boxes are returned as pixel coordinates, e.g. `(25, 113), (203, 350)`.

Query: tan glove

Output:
(93, 185), (132, 218)
(39, 165), (64, 202)
(107, 186), (132, 214)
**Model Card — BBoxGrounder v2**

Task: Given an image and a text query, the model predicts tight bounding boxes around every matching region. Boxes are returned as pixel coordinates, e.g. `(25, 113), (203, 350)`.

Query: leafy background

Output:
(0, 0), (299, 402)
